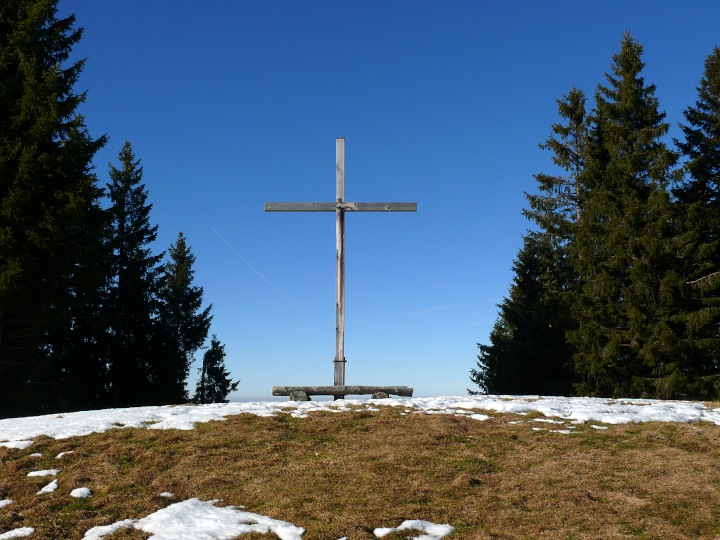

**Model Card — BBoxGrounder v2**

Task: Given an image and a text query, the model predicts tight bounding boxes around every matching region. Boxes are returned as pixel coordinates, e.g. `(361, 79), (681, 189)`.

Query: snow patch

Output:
(0, 441), (33, 450)
(36, 479), (58, 494)
(134, 498), (305, 540)
(82, 519), (135, 540)
(27, 469), (59, 477)
(375, 519), (455, 539)
(70, 487), (92, 498)
(0, 528), (34, 539)
(84, 499), (305, 540)
(6, 394), (715, 446)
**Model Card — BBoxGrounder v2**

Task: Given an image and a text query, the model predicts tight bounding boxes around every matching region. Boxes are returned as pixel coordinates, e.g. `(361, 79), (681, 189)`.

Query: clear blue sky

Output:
(58, 0), (720, 400)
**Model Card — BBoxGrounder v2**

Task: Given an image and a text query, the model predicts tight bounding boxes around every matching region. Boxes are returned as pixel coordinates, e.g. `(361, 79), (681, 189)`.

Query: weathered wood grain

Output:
(265, 138), (416, 394)
(264, 202), (417, 212)
(272, 385), (414, 397)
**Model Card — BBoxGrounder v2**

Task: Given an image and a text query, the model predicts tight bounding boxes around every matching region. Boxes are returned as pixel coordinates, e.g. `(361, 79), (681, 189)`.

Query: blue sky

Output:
(58, 0), (720, 400)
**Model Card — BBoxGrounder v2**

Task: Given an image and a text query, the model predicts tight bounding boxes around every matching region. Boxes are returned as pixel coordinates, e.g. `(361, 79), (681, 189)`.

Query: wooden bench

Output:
(272, 385), (414, 401)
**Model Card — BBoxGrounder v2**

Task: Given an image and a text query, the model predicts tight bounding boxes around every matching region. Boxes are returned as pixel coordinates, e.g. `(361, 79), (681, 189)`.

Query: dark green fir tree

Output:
(525, 87), (587, 234)
(470, 234), (575, 395)
(193, 335), (239, 404)
(568, 33), (680, 398)
(0, 0), (107, 416)
(470, 89), (586, 396)
(672, 46), (720, 398)
(105, 142), (164, 407)
(155, 232), (212, 404)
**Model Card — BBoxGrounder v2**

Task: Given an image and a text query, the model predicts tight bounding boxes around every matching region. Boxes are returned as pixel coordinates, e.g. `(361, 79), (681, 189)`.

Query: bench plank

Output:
(272, 385), (413, 397)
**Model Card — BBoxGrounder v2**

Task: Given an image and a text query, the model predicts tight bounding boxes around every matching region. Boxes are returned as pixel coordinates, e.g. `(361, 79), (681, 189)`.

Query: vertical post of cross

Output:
(335, 138), (346, 393)
(264, 138), (416, 401)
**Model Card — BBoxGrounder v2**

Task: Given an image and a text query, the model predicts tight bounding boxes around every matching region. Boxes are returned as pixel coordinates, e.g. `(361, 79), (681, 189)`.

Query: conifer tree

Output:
(193, 336), (239, 404)
(470, 90), (586, 396)
(155, 232), (212, 404)
(568, 33), (680, 398)
(0, 0), (107, 416)
(105, 142), (164, 407)
(525, 88), (587, 233)
(470, 234), (575, 395)
(672, 46), (720, 398)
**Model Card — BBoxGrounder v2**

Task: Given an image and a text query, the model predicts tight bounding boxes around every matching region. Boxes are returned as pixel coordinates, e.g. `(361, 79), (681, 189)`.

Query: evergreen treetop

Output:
(194, 335), (239, 404)
(105, 141), (164, 407)
(525, 87), (587, 238)
(569, 33), (680, 398)
(155, 232), (213, 404)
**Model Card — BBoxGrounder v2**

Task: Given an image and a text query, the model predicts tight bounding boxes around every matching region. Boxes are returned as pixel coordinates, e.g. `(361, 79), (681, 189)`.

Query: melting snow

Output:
(2, 395), (719, 445)
(82, 519), (135, 540)
(0, 528), (34, 539)
(70, 487), (92, 498)
(3, 395), (720, 539)
(375, 519), (455, 539)
(0, 441), (33, 450)
(36, 479), (58, 495)
(26, 469), (59, 477)
(82, 499), (306, 540)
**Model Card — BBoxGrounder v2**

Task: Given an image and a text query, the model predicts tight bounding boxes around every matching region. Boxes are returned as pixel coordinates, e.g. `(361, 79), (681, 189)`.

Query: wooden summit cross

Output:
(266, 138), (417, 400)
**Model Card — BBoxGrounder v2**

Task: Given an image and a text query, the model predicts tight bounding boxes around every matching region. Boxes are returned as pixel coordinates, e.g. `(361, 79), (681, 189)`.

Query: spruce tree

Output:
(470, 234), (575, 395)
(568, 33), (680, 398)
(672, 46), (720, 398)
(105, 142), (164, 407)
(155, 232), (212, 404)
(470, 90), (586, 396)
(193, 335), (239, 404)
(525, 88), (587, 232)
(0, 0), (107, 416)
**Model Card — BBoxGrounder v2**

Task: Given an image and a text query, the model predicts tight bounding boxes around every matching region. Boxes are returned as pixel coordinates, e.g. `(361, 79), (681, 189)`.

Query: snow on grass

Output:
(36, 479), (58, 495)
(0, 528), (34, 539)
(82, 519), (135, 540)
(2, 396), (720, 446)
(0, 441), (33, 450)
(4, 395), (720, 539)
(26, 469), (59, 477)
(70, 487), (92, 498)
(82, 499), (306, 540)
(374, 519), (455, 539)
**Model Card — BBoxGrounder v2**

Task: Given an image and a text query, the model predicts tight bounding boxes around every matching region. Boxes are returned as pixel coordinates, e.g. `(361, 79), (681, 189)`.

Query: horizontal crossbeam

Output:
(272, 385), (414, 397)
(265, 202), (417, 212)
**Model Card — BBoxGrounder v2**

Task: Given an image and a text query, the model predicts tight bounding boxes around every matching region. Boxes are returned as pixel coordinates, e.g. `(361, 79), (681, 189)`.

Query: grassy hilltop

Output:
(2, 405), (720, 539)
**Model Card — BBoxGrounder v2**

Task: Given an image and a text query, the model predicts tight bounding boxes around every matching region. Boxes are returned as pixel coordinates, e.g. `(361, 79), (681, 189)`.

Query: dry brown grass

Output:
(2, 406), (720, 539)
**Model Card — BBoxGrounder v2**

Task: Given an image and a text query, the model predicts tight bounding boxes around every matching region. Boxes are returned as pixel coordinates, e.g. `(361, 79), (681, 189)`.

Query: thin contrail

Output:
(210, 227), (299, 311)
